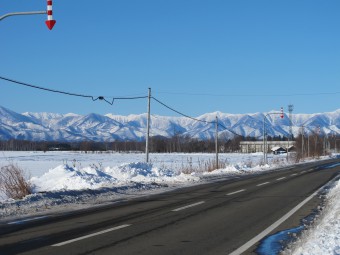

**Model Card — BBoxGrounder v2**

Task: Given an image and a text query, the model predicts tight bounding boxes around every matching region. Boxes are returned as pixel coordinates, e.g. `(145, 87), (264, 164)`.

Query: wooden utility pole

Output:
(301, 126), (304, 159)
(145, 88), (151, 163)
(215, 116), (219, 170)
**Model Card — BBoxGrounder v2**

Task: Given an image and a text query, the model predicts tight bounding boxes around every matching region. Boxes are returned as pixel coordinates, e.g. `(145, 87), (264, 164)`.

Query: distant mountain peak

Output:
(0, 105), (339, 142)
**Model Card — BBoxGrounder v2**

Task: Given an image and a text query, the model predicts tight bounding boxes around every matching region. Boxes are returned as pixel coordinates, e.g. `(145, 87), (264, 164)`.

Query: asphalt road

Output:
(1, 158), (340, 255)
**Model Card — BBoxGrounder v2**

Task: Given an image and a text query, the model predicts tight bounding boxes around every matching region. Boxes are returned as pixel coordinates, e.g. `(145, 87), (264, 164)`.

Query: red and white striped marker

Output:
(45, 0), (56, 30)
(280, 107), (284, 118)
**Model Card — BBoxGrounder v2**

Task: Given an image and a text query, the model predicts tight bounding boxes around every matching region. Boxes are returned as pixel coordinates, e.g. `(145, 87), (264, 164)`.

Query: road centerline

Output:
(276, 177), (286, 181)
(226, 189), (246, 196)
(172, 201), (205, 212)
(256, 182), (270, 187)
(51, 224), (131, 247)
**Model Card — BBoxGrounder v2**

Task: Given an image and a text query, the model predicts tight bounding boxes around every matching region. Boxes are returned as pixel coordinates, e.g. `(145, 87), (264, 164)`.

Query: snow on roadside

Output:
(283, 176), (340, 255)
(31, 162), (199, 192)
(0, 161), (202, 219)
(1, 151), (339, 254)
(0, 152), (289, 219)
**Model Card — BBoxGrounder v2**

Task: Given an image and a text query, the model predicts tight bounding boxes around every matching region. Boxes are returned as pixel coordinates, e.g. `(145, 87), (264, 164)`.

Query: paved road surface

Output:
(1, 159), (339, 255)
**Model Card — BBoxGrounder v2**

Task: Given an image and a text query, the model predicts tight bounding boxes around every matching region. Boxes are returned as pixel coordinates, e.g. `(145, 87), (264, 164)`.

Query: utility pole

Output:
(263, 116), (266, 164)
(308, 134), (310, 158)
(301, 126), (304, 160)
(215, 116), (219, 170)
(145, 88), (151, 163)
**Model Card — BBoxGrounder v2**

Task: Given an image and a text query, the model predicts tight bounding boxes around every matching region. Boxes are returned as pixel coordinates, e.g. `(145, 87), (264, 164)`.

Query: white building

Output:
(240, 141), (296, 153)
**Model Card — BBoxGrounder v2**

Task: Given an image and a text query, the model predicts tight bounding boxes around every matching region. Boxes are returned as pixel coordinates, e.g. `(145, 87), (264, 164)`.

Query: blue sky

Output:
(1, 0), (339, 117)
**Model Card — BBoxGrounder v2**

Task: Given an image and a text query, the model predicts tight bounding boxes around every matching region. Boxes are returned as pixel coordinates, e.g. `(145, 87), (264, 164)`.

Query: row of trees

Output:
(294, 133), (340, 160)
(0, 135), (244, 153)
(1, 134), (339, 155)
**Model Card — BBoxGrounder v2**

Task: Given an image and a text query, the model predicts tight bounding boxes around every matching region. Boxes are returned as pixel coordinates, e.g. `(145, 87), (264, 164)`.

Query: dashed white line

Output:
(256, 182), (270, 187)
(276, 177), (286, 181)
(172, 201), (205, 212)
(291, 173), (298, 176)
(301, 171), (306, 173)
(51, 224), (131, 247)
(227, 189), (246, 196)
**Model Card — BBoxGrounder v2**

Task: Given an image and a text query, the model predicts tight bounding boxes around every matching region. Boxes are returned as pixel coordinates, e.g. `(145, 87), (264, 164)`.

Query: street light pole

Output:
(0, 11), (46, 21)
(263, 108), (284, 165)
(1, 1), (56, 30)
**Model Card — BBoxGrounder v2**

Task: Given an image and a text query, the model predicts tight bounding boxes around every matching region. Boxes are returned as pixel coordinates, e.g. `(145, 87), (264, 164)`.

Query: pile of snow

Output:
(0, 151), (292, 219)
(284, 176), (340, 255)
(31, 162), (199, 192)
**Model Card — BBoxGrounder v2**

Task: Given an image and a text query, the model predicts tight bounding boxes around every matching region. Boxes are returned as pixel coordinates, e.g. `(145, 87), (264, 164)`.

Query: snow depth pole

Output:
(145, 88), (151, 163)
(45, 0), (56, 30)
(215, 116), (219, 170)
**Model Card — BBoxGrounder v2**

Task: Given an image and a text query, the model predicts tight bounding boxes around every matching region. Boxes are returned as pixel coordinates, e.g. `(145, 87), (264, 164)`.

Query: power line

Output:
(156, 90), (340, 98)
(0, 75), (147, 105)
(151, 96), (260, 139)
(151, 96), (215, 124)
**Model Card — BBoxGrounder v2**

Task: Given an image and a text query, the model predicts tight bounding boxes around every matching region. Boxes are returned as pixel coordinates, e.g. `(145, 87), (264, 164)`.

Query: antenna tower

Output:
(288, 104), (294, 140)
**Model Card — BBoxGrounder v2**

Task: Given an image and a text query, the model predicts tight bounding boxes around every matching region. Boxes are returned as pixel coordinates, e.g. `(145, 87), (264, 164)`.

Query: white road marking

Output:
(301, 171), (306, 173)
(229, 189), (320, 255)
(51, 224), (131, 247)
(276, 177), (286, 181)
(227, 189), (246, 196)
(8, 216), (48, 225)
(256, 182), (270, 187)
(291, 173), (298, 176)
(172, 201), (205, 212)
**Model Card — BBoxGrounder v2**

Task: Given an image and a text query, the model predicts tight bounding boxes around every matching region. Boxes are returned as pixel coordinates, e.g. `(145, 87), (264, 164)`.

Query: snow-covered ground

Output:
(0, 151), (339, 254)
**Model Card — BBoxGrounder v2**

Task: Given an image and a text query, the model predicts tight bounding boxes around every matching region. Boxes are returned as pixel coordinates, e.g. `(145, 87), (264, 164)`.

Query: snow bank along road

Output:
(1, 159), (339, 255)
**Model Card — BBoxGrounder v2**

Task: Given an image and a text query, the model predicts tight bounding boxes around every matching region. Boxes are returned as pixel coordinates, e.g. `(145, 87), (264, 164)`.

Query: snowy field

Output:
(0, 151), (279, 178)
(0, 151), (339, 254)
(0, 151), (286, 201)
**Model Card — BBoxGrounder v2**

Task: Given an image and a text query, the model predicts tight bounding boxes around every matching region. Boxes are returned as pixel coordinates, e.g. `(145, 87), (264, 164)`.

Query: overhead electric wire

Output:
(1, 74), (297, 140)
(156, 90), (340, 97)
(0, 75), (147, 105)
(151, 96), (215, 124)
(151, 96), (262, 139)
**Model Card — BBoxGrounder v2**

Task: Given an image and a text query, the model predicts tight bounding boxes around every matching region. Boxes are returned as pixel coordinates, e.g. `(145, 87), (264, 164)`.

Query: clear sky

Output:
(1, 0), (339, 117)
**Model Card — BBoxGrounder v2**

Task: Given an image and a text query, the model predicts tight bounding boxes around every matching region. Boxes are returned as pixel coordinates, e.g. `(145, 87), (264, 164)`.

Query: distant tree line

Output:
(9, 133), (338, 155)
(294, 133), (340, 161)
(0, 135), (245, 153)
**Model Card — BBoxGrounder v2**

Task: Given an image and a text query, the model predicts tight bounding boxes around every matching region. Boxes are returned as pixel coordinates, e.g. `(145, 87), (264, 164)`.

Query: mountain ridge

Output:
(1, 105), (340, 142)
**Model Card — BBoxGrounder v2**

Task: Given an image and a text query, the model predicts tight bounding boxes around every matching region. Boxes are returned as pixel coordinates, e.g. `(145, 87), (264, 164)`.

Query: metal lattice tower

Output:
(288, 104), (294, 140)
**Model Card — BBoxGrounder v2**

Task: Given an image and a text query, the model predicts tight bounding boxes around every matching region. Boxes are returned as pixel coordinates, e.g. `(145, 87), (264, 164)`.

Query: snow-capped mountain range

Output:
(1, 105), (340, 142)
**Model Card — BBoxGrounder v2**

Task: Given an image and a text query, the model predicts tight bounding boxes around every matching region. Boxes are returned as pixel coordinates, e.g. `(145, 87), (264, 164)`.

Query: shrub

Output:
(0, 164), (32, 200)
(180, 158), (228, 174)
